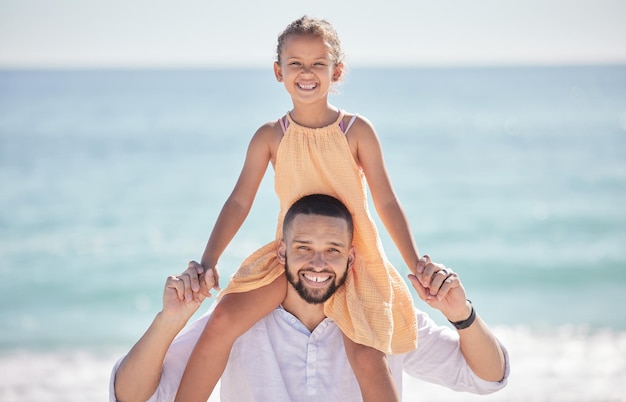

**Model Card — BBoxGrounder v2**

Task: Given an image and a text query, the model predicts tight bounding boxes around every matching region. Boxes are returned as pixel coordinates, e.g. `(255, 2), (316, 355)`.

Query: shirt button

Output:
(290, 318), (296, 324)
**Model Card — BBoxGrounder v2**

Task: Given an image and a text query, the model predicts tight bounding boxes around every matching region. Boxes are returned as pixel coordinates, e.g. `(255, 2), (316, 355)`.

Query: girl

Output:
(176, 16), (421, 402)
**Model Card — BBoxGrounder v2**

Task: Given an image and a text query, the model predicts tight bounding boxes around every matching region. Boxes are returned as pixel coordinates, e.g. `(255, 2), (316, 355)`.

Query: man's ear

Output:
(347, 245), (355, 269)
(277, 239), (286, 264)
(274, 62), (283, 82)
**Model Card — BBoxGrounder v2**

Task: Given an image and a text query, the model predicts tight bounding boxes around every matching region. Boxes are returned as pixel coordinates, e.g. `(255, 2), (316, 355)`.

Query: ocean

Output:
(1, 66), (625, 401)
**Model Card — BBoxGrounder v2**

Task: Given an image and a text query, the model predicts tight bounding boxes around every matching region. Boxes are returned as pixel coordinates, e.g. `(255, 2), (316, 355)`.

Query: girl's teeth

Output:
(299, 84), (316, 90)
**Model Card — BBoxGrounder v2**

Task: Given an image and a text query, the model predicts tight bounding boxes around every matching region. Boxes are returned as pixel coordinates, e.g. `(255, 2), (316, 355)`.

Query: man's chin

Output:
(284, 259), (348, 304)
(300, 287), (333, 304)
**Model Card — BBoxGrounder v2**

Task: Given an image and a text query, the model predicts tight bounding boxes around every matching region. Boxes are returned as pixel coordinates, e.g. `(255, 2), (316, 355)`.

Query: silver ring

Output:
(439, 268), (449, 277)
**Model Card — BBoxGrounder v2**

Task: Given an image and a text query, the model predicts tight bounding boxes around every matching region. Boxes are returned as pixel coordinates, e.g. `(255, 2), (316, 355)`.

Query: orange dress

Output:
(221, 111), (418, 354)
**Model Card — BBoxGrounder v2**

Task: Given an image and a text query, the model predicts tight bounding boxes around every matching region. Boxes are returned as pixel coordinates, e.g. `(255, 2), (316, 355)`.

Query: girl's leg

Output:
(175, 274), (287, 402)
(343, 334), (400, 402)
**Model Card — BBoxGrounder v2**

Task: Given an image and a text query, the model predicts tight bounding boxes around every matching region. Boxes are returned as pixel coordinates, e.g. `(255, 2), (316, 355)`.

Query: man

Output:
(111, 194), (508, 402)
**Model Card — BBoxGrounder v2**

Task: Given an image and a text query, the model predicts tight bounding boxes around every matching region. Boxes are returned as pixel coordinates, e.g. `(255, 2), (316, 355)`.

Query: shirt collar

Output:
(276, 305), (335, 336)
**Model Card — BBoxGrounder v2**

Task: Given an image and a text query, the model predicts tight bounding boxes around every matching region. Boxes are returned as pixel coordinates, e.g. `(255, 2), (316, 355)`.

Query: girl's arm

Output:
(349, 117), (421, 275)
(200, 123), (277, 288)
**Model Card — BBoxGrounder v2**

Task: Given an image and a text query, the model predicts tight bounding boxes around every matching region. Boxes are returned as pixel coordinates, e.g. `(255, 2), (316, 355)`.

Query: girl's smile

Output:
(274, 34), (343, 106)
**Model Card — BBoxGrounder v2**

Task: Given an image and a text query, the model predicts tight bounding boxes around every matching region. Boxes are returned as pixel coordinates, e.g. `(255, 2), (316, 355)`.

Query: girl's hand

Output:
(162, 274), (206, 322)
(183, 261), (219, 298)
(410, 255), (470, 322)
(204, 264), (221, 294)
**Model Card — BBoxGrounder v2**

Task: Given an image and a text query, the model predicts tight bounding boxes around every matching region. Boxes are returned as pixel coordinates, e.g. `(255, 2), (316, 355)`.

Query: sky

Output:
(1, 0), (625, 68)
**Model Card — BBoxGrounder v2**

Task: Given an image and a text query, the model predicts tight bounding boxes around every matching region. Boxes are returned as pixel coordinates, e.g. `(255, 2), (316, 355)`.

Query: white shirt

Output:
(110, 303), (509, 401)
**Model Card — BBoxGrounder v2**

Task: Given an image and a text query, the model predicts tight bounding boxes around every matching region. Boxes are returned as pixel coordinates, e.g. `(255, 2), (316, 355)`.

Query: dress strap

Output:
(343, 113), (358, 134)
(278, 113), (289, 133)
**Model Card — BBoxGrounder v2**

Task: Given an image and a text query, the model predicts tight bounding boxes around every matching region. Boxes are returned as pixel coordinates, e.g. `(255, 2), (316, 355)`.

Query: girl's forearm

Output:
(376, 198), (420, 274)
(201, 197), (251, 268)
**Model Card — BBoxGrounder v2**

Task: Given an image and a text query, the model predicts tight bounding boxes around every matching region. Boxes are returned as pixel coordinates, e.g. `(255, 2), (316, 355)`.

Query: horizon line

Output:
(1, 60), (625, 71)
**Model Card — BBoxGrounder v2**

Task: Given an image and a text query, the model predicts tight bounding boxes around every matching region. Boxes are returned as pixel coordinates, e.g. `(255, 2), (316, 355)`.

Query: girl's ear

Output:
(332, 63), (344, 82)
(274, 62), (283, 82)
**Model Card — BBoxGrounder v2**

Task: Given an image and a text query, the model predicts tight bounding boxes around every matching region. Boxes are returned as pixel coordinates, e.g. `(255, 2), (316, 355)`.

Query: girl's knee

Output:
(344, 341), (386, 368)
(205, 300), (244, 337)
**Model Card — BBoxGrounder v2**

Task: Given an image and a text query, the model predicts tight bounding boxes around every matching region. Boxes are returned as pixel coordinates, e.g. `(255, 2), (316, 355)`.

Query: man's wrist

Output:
(155, 311), (190, 332)
(447, 300), (476, 330)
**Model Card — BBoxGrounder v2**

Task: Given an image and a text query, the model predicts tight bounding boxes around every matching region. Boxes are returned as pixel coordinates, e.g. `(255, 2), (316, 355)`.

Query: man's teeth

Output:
(303, 273), (330, 282)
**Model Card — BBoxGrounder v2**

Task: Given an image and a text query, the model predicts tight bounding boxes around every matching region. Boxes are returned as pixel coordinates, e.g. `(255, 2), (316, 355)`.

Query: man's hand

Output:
(180, 260), (220, 298)
(411, 256), (506, 382)
(115, 263), (215, 402)
(409, 255), (471, 323)
(161, 261), (216, 321)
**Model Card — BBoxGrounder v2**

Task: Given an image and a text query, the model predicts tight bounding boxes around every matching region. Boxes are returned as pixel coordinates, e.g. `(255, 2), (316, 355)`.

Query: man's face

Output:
(279, 213), (354, 304)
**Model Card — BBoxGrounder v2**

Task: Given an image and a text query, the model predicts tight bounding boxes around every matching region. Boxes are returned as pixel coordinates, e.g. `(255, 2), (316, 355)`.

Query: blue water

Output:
(1, 66), (625, 353)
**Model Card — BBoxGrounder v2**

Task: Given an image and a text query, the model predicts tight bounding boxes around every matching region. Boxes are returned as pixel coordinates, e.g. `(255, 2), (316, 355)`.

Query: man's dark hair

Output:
(283, 194), (353, 240)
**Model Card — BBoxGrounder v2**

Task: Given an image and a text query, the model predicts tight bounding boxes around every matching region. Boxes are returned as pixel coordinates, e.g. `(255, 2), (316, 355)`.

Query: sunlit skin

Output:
(273, 35), (343, 124)
(114, 212), (506, 402)
(284, 254), (349, 304)
(277, 213), (354, 331)
(114, 15), (507, 401)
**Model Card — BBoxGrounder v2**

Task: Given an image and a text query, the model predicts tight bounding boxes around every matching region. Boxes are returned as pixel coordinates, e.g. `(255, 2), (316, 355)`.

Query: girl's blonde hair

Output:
(276, 16), (344, 67)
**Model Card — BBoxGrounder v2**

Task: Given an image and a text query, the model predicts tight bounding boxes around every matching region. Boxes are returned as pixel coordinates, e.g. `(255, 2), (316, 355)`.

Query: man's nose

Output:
(311, 251), (326, 267)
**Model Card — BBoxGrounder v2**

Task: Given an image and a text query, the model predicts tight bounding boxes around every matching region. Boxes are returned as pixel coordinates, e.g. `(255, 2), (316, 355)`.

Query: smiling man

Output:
(280, 198), (352, 306)
(111, 194), (508, 402)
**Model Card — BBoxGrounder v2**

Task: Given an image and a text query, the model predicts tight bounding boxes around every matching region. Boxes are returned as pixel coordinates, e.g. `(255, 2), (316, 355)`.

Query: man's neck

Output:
(282, 288), (327, 332)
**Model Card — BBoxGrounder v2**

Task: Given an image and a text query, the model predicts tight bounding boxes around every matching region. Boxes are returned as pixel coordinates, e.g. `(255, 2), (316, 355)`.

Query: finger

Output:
(415, 254), (431, 275)
(166, 275), (185, 301)
(197, 271), (213, 298)
(421, 260), (442, 288)
(433, 272), (459, 301)
(210, 266), (221, 291)
(178, 272), (194, 302)
(204, 269), (216, 291)
(194, 276), (211, 300)
(429, 267), (451, 296)
(408, 274), (434, 304)
(429, 272), (460, 300)
(187, 261), (203, 292)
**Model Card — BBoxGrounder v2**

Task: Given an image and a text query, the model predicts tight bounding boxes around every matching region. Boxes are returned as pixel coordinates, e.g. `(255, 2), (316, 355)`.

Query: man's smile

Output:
(301, 271), (333, 286)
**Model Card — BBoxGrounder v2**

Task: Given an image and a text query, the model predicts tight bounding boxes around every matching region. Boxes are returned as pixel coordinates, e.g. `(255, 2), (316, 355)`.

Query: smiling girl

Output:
(175, 16), (422, 402)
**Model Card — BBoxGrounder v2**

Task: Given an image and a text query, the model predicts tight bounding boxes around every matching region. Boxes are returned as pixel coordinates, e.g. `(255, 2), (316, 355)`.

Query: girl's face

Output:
(274, 34), (343, 106)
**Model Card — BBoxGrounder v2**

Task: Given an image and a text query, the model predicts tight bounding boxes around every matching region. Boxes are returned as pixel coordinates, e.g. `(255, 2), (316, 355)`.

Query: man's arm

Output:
(114, 263), (211, 402)
(409, 255), (506, 382)
(454, 305), (506, 382)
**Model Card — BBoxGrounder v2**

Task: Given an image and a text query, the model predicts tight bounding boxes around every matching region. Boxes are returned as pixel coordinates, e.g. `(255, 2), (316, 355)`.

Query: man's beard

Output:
(284, 257), (349, 304)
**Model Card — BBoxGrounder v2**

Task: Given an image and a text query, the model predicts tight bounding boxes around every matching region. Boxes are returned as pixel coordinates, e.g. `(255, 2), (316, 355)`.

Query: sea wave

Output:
(2, 325), (624, 402)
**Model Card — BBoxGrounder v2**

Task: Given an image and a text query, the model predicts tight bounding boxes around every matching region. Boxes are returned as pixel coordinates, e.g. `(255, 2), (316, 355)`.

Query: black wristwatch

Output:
(448, 300), (476, 330)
